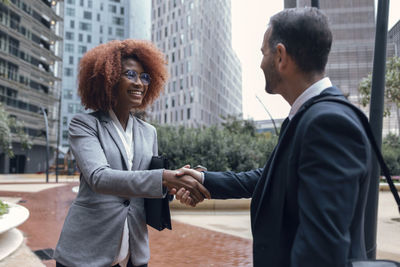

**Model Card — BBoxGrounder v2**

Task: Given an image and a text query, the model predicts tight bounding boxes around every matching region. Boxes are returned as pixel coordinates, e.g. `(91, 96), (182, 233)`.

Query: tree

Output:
(381, 133), (400, 175)
(359, 56), (400, 133)
(0, 103), (32, 157)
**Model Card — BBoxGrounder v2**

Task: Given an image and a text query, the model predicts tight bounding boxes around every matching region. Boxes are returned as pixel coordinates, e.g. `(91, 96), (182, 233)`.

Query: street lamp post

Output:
(256, 95), (279, 135)
(365, 0), (390, 259)
(40, 107), (50, 183)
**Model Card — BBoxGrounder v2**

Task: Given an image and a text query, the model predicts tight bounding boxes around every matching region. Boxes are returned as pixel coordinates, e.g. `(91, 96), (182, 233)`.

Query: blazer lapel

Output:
(251, 86), (344, 225)
(131, 116), (144, 170)
(251, 127), (289, 225)
(99, 111), (130, 170)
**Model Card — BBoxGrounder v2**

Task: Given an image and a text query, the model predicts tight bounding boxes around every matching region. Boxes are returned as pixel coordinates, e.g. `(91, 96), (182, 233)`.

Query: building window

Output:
(97, 13), (100, 21)
(70, 20), (75, 28)
(78, 33), (83, 42)
(187, 108), (190, 119)
(62, 130), (68, 140)
(68, 56), (74, 64)
(109, 5), (117, 13)
(83, 11), (92, 20)
(79, 22), (91, 31)
(80, 0), (84, 6)
(65, 43), (74, 52)
(87, 35), (91, 43)
(63, 89), (73, 99)
(187, 15), (191, 26)
(112, 17), (124, 25)
(67, 103), (74, 113)
(66, 7), (75, 16)
(116, 28), (124, 37)
(88, 0), (92, 8)
(65, 31), (74, 40)
(67, 0), (75, 4)
(78, 45), (87, 54)
(108, 27), (112, 35)
(190, 91), (194, 103)
(64, 68), (73, 76)
(120, 7), (124, 15)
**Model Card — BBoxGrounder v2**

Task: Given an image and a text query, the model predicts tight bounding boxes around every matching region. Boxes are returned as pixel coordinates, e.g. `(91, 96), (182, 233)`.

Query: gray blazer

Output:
(53, 111), (164, 267)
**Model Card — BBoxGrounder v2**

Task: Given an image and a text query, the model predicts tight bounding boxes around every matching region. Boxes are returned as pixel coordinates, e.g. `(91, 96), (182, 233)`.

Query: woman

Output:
(53, 40), (209, 267)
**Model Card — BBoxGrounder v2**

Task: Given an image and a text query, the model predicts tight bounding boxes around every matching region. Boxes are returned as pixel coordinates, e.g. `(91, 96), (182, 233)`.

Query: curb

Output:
(379, 183), (400, 191)
(170, 184), (399, 211)
(170, 198), (250, 210)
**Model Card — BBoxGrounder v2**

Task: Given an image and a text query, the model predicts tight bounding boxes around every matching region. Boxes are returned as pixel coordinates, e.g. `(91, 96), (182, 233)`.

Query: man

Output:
(175, 7), (372, 267)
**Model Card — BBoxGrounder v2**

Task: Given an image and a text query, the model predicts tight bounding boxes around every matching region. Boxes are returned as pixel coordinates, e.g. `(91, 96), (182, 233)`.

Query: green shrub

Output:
(155, 117), (277, 172)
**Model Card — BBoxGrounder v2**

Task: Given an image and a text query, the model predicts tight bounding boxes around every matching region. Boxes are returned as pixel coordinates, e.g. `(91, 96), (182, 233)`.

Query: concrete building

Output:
(290, 0), (397, 135)
(254, 118), (286, 134)
(149, 0), (242, 127)
(60, 0), (151, 148)
(387, 20), (400, 134)
(389, 20), (400, 59)
(0, 0), (63, 173)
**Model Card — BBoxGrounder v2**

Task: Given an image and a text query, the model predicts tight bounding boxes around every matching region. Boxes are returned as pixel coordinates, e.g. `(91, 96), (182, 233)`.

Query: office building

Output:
(60, 0), (151, 148)
(0, 0), (63, 173)
(389, 20), (400, 58)
(149, 0), (242, 127)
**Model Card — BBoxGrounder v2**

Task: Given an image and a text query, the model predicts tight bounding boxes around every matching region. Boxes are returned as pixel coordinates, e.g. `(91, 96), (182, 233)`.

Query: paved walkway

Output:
(0, 174), (399, 266)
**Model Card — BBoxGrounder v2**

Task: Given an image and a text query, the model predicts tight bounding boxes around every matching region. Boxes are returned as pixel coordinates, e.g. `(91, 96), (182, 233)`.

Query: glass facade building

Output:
(149, 0), (242, 127)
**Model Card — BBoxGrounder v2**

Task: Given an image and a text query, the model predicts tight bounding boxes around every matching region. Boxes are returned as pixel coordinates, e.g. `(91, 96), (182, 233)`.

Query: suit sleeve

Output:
(203, 168), (263, 199)
(69, 114), (164, 198)
(290, 111), (370, 267)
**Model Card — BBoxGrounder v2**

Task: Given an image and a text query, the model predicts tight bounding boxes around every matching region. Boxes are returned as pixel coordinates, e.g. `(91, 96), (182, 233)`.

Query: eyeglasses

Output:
(123, 70), (151, 85)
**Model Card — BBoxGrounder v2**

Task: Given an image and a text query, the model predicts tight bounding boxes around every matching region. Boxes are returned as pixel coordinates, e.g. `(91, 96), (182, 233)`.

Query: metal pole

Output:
(311, 0), (319, 8)
(55, 85), (62, 183)
(256, 95), (279, 135)
(40, 107), (50, 183)
(365, 0), (390, 259)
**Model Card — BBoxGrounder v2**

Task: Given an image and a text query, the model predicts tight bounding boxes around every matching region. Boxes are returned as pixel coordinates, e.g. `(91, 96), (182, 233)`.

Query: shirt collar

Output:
(108, 109), (133, 135)
(288, 77), (332, 120)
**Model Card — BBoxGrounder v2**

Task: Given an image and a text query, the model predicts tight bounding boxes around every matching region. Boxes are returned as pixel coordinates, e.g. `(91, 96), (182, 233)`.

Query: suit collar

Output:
(289, 77), (333, 119)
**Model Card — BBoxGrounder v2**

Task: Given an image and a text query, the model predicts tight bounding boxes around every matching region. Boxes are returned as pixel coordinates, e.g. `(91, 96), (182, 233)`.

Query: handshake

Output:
(162, 165), (210, 207)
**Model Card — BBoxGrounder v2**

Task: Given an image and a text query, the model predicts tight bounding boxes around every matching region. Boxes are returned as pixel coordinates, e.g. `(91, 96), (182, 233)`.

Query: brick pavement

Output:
(0, 183), (252, 267)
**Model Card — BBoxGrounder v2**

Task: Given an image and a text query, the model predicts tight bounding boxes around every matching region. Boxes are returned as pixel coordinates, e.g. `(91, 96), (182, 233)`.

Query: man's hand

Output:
(162, 169), (210, 205)
(172, 167), (207, 206)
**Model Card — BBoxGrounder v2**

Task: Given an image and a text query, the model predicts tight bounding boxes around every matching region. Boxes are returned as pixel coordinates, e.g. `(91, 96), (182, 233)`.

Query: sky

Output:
(231, 0), (400, 121)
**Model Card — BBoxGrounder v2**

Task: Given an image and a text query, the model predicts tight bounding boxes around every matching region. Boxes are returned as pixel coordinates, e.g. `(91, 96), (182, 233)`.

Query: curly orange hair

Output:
(78, 39), (168, 111)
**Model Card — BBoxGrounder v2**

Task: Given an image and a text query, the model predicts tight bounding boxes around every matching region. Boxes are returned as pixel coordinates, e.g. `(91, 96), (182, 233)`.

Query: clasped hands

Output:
(162, 166), (209, 207)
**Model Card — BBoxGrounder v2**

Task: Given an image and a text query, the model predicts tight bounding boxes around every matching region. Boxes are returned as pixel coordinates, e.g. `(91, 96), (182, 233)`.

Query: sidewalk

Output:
(0, 174), (399, 266)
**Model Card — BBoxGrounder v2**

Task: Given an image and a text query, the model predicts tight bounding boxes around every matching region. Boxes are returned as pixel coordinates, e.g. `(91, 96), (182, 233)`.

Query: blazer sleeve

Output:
(290, 110), (370, 267)
(69, 114), (164, 198)
(203, 168), (263, 199)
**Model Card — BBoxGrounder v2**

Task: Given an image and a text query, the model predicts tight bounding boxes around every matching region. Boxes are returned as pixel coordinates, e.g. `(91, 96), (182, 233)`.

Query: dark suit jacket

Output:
(204, 87), (372, 267)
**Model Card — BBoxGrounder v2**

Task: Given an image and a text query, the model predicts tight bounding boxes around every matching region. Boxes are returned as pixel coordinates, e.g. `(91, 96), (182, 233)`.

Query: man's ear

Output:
(275, 43), (289, 72)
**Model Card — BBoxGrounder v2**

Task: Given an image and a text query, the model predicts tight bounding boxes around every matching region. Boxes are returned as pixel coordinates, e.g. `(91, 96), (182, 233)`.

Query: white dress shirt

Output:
(288, 77), (332, 120)
(109, 109), (133, 267)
